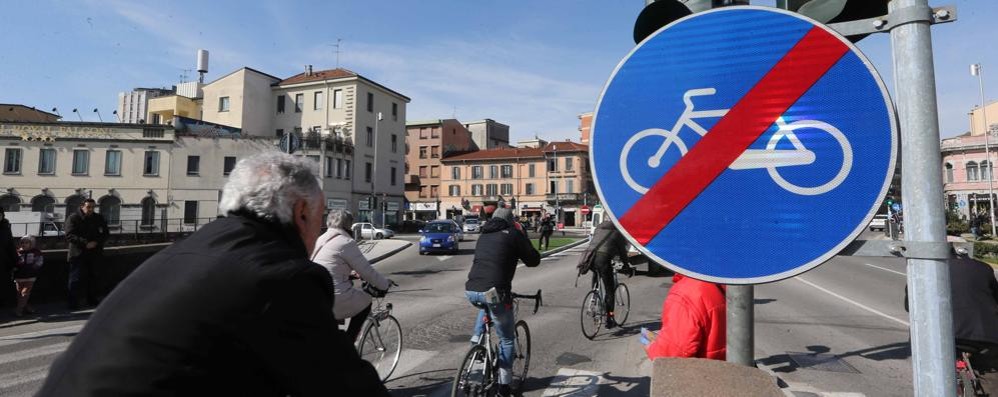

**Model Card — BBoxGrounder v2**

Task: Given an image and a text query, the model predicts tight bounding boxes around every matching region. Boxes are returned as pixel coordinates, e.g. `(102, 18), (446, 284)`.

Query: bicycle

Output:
(619, 88), (853, 196)
(580, 259), (632, 340)
(451, 290), (543, 397)
(956, 343), (989, 396)
(355, 282), (403, 382)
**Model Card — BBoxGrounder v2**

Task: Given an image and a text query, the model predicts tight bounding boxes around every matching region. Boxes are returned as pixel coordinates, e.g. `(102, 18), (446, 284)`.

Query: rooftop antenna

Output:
(180, 69), (192, 83)
(196, 49), (210, 84)
(330, 39), (343, 68)
(452, 106), (457, 119)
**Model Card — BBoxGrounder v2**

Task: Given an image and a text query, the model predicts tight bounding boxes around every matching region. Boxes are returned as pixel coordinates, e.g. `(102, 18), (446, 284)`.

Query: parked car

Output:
(352, 222), (395, 239)
(419, 221), (461, 254)
(463, 218), (481, 233)
(868, 214), (888, 232)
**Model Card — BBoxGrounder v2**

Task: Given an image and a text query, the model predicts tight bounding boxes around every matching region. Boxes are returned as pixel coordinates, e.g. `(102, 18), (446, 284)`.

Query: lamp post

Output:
(372, 111), (384, 228)
(972, 63), (997, 237)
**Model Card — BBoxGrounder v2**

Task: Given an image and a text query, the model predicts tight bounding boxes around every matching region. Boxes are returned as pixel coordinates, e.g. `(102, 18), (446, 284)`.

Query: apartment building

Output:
(464, 119), (510, 149)
(403, 119), (476, 220)
(942, 101), (998, 219)
(579, 112), (592, 144)
(118, 88), (174, 124)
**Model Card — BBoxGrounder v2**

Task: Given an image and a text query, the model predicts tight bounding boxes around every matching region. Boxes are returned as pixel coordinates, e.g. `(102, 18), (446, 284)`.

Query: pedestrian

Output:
(576, 218), (631, 329)
(64, 198), (109, 309)
(12, 235), (43, 317)
(38, 152), (389, 396)
(538, 214), (554, 251)
(0, 208), (16, 311)
(311, 209), (393, 342)
(644, 274), (726, 360)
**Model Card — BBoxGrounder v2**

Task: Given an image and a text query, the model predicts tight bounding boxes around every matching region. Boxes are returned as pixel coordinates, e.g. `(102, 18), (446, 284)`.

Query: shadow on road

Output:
(590, 320), (660, 342)
(389, 268), (463, 278)
(387, 368), (454, 396)
(757, 341), (911, 373)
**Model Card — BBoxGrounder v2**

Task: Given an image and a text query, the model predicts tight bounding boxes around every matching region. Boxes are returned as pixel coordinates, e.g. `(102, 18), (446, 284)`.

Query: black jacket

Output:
(39, 214), (389, 397)
(0, 219), (14, 270)
(592, 220), (629, 262)
(466, 218), (541, 293)
(904, 255), (998, 346)
(64, 210), (109, 259)
(539, 218), (555, 233)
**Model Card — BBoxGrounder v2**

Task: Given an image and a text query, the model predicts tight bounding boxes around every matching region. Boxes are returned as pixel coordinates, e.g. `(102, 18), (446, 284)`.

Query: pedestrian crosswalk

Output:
(0, 324), (81, 396)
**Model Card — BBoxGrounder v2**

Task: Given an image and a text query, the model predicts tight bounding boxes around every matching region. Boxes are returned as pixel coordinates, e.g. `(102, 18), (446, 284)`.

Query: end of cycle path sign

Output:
(590, 6), (897, 284)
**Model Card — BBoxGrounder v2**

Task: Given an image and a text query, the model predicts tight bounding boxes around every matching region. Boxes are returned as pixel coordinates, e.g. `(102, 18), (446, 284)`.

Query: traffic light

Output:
(886, 197), (894, 206)
(778, 0), (888, 42)
(633, 0), (692, 44)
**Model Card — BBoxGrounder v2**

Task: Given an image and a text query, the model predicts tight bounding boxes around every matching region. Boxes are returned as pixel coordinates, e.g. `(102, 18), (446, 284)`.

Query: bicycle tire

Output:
(580, 290), (604, 340)
(615, 283), (631, 326)
(357, 314), (403, 382)
(512, 321), (531, 392)
(452, 344), (492, 397)
(957, 367), (975, 397)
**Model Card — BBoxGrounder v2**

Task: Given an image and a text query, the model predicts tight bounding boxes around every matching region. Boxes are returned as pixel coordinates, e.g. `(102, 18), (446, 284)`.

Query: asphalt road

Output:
(0, 229), (973, 396)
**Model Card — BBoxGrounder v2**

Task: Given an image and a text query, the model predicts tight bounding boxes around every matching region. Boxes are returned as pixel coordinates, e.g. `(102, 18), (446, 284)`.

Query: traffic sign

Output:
(960, 200), (967, 208)
(590, 7), (897, 284)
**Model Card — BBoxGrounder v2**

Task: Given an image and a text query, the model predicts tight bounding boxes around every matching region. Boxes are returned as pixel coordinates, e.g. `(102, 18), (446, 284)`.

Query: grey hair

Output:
(218, 151), (323, 224)
(326, 209), (354, 230)
(19, 235), (36, 248)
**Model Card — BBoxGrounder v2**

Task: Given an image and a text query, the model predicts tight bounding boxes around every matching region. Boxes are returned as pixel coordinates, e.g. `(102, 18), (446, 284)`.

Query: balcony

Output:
(546, 193), (582, 203)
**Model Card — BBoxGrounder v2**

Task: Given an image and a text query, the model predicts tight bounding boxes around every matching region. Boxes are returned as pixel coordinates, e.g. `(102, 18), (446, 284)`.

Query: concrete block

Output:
(650, 357), (783, 397)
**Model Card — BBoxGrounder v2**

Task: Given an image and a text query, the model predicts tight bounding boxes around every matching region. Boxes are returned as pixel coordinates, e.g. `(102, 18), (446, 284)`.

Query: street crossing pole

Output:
(726, 285), (753, 366)
(889, 0), (956, 394)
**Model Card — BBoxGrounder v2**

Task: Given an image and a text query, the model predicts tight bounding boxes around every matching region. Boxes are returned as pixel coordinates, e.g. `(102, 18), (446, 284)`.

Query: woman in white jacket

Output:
(311, 209), (392, 340)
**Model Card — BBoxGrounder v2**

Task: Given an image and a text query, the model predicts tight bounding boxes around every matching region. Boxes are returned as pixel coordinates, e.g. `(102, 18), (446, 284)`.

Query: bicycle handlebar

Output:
(511, 289), (543, 314)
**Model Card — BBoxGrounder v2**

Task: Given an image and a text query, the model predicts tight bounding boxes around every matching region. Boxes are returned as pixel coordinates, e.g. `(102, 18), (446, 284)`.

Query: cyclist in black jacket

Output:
(464, 207), (540, 397)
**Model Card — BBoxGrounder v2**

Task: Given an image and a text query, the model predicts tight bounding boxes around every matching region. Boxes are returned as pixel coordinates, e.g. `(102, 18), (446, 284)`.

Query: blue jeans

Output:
(466, 290), (515, 376)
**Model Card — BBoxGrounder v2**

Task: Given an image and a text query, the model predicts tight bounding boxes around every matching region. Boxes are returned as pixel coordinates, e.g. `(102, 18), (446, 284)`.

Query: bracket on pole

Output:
(838, 239), (971, 260)
(827, 5), (956, 38)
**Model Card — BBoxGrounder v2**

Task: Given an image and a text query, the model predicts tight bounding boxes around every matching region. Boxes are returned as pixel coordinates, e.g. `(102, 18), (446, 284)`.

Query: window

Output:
(72, 150), (89, 175)
(183, 201), (198, 224)
(419, 128), (428, 139)
(223, 156), (236, 176)
(314, 91), (323, 110)
(565, 157), (574, 171)
(501, 183), (513, 196)
(105, 150), (122, 175)
(528, 164), (536, 178)
(325, 157), (334, 178)
(549, 180), (558, 194)
(390, 167), (397, 186)
(152, 114), (161, 124)
(141, 197), (156, 226)
(295, 93), (304, 112)
(144, 151), (160, 176)
(983, 161), (993, 181)
(431, 185), (439, 198)
(336, 159), (344, 178)
(449, 185), (461, 196)
(419, 166), (428, 178)
(431, 146), (439, 158)
(31, 195), (54, 212)
(333, 89), (343, 109)
(392, 102), (398, 121)
(472, 166), (483, 179)
(945, 163), (954, 183)
(277, 95), (285, 113)
(99, 196), (121, 226)
(431, 166), (439, 178)
(419, 146), (427, 159)
(525, 183), (534, 195)
(38, 148), (56, 174)
(391, 134), (398, 153)
(365, 162), (373, 183)
(186, 155), (200, 176)
(431, 128), (440, 138)
(4, 148), (21, 174)
(419, 186), (428, 198)
(968, 162), (979, 181)
(276, 128), (284, 138)
(0, 195), (20, 212)
(344, 160), (351, 179)
(548, 158), (558, 172)
(489, 165), (498, 179)
(367, 92), (374, 112)
(486, 184), (498, 196)
(472, 184), (483, 196)
(567, 179), (575, 193)
(366, 127), (374, 147)
(218, 96), (230, 112)
(501, 165), (513, 178)
(64, 195), (83, 219)
(452, 167), (461, 180)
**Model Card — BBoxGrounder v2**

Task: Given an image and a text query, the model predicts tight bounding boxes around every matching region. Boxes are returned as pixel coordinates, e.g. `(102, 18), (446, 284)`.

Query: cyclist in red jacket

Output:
(645, 274), (726, 360)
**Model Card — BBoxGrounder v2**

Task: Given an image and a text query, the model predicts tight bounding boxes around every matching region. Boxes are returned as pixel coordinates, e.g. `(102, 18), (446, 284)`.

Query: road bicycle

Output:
(956, 343), (989, 396)
(619, 88), (853, 196)
(451, 290), (542, 397)
(580, 259), (632, 340)
(355, 282), (403, 382)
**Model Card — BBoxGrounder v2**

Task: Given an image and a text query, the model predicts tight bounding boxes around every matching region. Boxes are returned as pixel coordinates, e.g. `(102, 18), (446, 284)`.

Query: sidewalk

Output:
(358, 238), (412, 264)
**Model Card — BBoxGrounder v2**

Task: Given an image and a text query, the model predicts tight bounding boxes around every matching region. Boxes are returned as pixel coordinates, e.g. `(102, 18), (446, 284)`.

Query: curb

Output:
(540, 237), (591, 258)
(369, 242), (413, 264)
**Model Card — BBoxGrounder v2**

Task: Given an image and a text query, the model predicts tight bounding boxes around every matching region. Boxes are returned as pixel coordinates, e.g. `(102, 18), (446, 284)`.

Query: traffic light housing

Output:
(780, 0), (888, 42)
(633, 0), (692, 44)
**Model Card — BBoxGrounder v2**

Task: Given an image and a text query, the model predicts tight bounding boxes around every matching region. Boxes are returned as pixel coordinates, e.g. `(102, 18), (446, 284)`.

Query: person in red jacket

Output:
(645, 274), (727, 360)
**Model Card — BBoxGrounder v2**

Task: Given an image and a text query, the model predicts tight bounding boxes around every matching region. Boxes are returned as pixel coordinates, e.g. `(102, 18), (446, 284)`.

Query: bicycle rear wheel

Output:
(580, 290), (604, 340)
(357, 314), (403, 382)
(452, 345), (492, 397)
(615, 283), (631, 326)
(512, 321), (531, 392)
(957, 367), (975, 397)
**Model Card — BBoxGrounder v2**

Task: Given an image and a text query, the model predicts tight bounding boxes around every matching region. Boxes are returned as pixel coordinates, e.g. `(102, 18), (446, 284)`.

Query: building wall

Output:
(969, 101), (998, 136)
(942, 133), (998, 218)
(241, 71), (280, 137)
(147, 95), (201, 125)
(404, 119), (476, 218)
(202, 69), (249, 131)
(465, 119), (510, 149)
(118, 89), (173, 124)
(579, 112), (592, 144)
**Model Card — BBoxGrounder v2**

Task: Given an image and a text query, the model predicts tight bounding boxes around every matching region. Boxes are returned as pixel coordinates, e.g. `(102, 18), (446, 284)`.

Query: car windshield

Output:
(425, 223), (453, 233)
(466, 219), (479, 224)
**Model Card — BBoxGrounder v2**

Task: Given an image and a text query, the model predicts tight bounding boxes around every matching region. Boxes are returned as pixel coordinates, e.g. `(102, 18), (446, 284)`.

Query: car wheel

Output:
(376, 233), (383, 239)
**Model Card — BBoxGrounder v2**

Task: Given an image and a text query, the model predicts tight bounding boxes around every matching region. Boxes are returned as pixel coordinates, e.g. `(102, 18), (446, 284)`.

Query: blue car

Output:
(419, 221), (461, 255)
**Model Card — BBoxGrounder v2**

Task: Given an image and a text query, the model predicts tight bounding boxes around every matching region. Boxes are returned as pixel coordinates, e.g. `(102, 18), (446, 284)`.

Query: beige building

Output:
(969, 100), (998, 136)
(403, 119), (477, 220)
(200, 68), (281, 137)
(464, 119), (510, 149)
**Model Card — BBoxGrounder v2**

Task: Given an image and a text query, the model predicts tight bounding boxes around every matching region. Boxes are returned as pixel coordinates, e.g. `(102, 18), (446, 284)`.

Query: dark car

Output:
(419, 221), (461, 255)
(400, 219), (426, 234)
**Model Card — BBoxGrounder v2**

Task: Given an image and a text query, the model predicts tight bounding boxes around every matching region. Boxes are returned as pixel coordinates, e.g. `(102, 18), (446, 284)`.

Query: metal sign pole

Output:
(889, 0), (955, 395)
(726, 284), (754, 366)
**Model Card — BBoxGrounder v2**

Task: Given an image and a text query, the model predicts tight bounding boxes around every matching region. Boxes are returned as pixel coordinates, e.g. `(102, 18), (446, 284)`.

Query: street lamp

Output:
(372, 111), (384, 228)
(972, 63), (997, 237)
(551, 144), (559, 225)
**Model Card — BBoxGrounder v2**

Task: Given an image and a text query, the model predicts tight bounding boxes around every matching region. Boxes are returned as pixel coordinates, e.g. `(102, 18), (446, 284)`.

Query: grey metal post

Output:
(889, 0), (955, 395)
(726, 284), (754, 366)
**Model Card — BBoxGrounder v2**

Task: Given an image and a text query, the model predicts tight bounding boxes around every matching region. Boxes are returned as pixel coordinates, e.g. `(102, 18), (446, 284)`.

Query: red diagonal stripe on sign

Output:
(620, 27), (849, 245)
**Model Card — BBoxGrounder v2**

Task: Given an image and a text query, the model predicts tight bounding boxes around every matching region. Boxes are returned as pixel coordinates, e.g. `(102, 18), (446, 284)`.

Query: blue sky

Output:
(0, 0), (994, 142)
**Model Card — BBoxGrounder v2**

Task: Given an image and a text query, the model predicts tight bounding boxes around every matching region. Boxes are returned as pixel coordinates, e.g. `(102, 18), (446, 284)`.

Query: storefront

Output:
(411, 202), (439, 221)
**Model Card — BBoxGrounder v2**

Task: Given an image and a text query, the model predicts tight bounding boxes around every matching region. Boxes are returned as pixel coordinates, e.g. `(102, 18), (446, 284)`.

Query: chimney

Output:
(305, 65), (313, 76)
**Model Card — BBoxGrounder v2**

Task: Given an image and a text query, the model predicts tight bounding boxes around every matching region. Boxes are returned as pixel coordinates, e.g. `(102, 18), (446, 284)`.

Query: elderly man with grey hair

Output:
(40, 152), (389, 397)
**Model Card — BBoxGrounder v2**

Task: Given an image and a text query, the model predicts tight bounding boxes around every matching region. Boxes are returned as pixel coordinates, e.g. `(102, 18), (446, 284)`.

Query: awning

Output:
(471, 205), (483, 213)
(484, 205), (497, 214)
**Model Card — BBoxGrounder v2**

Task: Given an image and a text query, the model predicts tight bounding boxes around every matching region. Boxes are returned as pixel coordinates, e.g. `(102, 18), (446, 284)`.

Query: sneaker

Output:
(497, 384), (512, 397)
(605, 316), (618, 329)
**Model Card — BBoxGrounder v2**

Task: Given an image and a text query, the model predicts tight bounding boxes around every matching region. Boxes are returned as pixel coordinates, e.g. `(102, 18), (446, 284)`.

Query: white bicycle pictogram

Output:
(619, 88), (853, 195)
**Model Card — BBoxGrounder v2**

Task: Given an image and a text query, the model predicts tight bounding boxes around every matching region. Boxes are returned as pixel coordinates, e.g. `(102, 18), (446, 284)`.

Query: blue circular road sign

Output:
(590, 7), (897, 284)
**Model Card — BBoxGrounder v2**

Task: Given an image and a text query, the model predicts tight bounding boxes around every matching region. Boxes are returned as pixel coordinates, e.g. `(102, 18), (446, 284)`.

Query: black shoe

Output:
(606, 316), (618, 329)
(497, 384), (512, 397)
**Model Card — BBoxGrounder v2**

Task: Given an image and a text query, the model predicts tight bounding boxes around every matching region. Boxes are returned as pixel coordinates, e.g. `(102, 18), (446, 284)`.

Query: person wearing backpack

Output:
(577, 218), (631, 329)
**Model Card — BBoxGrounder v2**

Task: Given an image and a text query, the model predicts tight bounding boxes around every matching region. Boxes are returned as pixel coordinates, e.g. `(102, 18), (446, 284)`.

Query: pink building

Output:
(942, 134), (998, 219)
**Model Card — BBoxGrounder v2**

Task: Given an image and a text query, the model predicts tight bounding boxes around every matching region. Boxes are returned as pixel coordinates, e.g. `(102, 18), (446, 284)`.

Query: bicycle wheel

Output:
(512, 321), (531, 392)
(357, 314), (403, 382)
(580, 290), (604, 340)
(957, 367), (974, 397)
(451, 345), (492, 397)
(615, 283), (631, 326)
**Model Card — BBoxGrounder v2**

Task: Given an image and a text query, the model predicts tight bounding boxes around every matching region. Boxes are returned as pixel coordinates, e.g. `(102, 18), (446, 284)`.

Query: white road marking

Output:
(796, 277), (909, 327)
(0, 342), (70, 365)
(862, 262), (906, 277)
(437, 255), (452, 262)
(541, 368), (604, 396)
